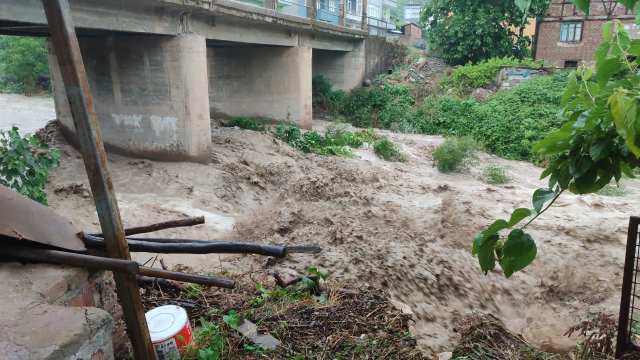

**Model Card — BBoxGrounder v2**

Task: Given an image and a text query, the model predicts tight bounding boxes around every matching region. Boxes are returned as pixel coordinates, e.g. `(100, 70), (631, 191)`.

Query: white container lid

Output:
(145, 305), (189, 343)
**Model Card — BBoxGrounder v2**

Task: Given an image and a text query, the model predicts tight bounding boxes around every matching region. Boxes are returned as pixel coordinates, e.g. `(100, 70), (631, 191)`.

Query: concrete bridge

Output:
(1, 0), (388, 163)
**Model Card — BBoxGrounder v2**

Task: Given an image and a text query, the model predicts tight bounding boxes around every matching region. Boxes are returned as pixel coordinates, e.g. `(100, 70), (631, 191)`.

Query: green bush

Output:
(441, 57), (542, 94)
(410, 97), (478, 136)
(374, 138), (406, 162)
(0, 127), (60, 205)
(312, 75), (344, 115)
(227, 117), (267, 131)
(480, 162), (513, 184)
(309, 62), (566, 165)
(471, 75), (566, 163)
(272, 122), (404, 161)
(596, 182), (629, 197)
(337, 85), (414, 129)
(409, 75), (567, 163)
(430, 137), (481, 173)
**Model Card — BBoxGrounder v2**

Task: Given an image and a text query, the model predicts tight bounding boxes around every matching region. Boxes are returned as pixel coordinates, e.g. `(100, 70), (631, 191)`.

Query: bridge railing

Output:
(227, 0), (393, 35)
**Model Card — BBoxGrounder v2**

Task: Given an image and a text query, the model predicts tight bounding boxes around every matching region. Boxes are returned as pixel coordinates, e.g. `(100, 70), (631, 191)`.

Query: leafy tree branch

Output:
(474, 17), (640, 278)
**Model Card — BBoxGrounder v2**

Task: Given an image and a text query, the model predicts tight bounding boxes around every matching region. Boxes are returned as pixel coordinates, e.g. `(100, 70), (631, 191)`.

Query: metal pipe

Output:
(89, 216), (205, 237)
(1, 245), (139, 275)
(83, 234), (287, 257)
(41, 0), (155, 358)
(1, 244), (235, 289)
(139, 267), (235, 288)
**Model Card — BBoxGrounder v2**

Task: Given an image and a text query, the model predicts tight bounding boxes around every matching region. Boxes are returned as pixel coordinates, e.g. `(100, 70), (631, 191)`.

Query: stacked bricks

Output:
(0, 262), (123, 359)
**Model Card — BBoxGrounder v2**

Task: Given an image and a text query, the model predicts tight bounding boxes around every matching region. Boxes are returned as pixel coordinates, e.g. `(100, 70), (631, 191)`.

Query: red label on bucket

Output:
(146, 305), (195, 360)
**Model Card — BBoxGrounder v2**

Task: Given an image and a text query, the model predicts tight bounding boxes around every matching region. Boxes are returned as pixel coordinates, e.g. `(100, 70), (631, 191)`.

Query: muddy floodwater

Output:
(2, 93), (639, 357)
(0, 94), (55, 134)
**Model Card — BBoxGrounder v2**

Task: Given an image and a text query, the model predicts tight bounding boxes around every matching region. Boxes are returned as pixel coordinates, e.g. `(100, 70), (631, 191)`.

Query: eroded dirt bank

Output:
(28, 118), (640, 356)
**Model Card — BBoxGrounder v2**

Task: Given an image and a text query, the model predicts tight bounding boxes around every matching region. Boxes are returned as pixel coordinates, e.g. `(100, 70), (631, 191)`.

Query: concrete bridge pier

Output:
(48, 34), (212, 164)
(207, 45), (313, 130)
(312, 41), (366, 91)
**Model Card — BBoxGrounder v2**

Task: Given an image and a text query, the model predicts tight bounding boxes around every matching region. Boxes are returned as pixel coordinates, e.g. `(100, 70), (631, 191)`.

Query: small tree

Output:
(421, 0), (551, 65)
(0, 127), (60, 205)
(0, 36), (49, 95)
(473, 19), (640, 278)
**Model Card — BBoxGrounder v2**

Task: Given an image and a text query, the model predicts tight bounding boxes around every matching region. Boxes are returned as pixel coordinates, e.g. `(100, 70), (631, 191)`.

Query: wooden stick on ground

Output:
(88, 216), (205, 237)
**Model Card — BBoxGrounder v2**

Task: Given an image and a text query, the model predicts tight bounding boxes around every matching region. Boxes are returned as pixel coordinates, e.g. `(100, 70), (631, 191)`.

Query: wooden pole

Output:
(138, 267), (235, 288)
(361, 0), (368, 30)
(40, 1), (156, 358)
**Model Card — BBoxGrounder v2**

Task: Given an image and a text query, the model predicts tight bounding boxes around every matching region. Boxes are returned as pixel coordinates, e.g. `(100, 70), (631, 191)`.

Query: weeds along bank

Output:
(313, 57), (567, 165)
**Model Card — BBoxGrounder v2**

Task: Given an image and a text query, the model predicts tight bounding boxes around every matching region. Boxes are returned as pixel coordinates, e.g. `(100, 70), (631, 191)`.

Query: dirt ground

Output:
(2, 94), (639, 357)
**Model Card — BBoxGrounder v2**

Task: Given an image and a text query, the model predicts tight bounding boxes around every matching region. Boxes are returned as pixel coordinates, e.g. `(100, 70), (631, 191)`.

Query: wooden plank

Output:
(40, 0), (156, 358)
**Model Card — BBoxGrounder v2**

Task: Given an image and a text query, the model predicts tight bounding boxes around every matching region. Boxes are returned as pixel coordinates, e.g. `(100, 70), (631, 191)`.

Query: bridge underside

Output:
(2, 0), (386, 163)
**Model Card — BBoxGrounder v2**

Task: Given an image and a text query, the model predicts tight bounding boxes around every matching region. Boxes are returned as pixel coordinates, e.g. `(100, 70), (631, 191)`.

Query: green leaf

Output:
(533, 120), (576, 155)
(503, 229), (535, 257)
(508, 208), (532, 227)
(532, 187), (558, 213)
(586, 82), (600, 96)
(602, 21), (613, 42)
(478, 219), (509, 245)
(619, 0), (639, 10)
(477, 235), (499, 275)
(569, 155), (594, 178)
(589, 134), (614, 162)
(569, 0), (591, 13)
(628, 39), (640, 56)
(500, 244), (537, 278)
(308, 267), (327, 281)
(609, 89), (640, 157)
(223, 310), (241, 329)
(558, 167), (572, 189)
(595, 42), (610, 66)
(573, 167), (598, 194)
(541, 158), (564, 181)
(597, 58), (622, 88)
(562, 79), (580, 107)
(514, 0), (530, 11)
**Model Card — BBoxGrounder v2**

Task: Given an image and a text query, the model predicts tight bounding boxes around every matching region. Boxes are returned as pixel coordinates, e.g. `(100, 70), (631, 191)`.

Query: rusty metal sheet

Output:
(0, 185), (85, 251)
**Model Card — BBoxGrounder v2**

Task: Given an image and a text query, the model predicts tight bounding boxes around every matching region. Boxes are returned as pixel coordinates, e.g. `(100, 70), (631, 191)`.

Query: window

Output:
(368, 4), (381, 18)
(347, 0), (362, 15)
(564, 60), (578, 68)
(560, 22), (582, 42)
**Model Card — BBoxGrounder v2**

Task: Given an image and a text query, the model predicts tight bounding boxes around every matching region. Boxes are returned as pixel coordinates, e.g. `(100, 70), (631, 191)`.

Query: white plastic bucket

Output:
(145, 305), (195, 360)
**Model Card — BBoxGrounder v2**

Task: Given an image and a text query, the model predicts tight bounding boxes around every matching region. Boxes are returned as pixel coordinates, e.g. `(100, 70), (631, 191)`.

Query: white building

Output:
(403, 2), (422, 22)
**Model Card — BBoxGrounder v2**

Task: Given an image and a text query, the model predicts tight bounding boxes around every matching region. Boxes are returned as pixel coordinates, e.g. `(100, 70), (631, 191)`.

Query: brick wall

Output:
(59, 270), (128, 358)
(535, 0), (637, 67)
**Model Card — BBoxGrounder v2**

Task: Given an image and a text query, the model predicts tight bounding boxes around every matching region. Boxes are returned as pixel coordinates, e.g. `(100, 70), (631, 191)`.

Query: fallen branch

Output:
(87, 216), (205, 237)
(272, 273), (360, 296)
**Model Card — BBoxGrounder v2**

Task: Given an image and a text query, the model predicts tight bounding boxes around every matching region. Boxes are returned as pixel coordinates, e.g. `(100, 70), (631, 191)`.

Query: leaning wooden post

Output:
(338, 4), (345, 26)
(361, 0), (368, 30)
(40, 0), (156, 359)
(307, 0), (317, 19)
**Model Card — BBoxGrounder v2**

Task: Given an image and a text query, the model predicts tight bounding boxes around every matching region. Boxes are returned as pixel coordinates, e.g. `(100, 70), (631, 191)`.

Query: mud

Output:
(1, 94), (637, 356)
(0, 94), (56, 135)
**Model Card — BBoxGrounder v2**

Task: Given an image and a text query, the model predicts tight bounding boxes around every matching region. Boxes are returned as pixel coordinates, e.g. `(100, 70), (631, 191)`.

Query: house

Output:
(277, 0), (396, 36)
(343, 0), (397, 36)
(398, 23), (423, 46)
(534, 0), (639, 67)
(403, 2), (423, 22)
